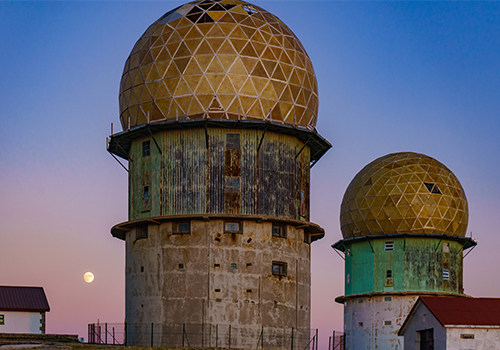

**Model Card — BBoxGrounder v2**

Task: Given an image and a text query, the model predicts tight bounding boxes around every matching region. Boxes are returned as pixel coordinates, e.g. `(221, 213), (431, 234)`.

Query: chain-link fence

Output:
(88, 322), (343, 350)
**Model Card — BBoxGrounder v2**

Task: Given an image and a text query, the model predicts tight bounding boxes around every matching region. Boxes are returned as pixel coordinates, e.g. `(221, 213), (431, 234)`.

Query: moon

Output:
(83, 272), (94, 283)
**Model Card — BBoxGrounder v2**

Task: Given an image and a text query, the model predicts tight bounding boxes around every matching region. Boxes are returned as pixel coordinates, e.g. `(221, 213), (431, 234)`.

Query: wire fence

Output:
(88, 322), (344, 350)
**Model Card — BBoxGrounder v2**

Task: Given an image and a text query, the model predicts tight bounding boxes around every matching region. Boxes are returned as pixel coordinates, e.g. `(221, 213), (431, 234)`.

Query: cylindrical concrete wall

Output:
(125, 218), (312, 347)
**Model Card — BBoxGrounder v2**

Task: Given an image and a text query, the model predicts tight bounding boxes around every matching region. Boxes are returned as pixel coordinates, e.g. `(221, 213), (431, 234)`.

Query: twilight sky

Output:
(1, 0), (500, 345)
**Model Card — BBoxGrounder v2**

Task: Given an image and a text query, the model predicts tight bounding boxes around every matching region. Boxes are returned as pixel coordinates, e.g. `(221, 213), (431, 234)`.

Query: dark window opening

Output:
(0, 315), (4, 325)
(140, 266), (144, 272)
(215, 289), (221, 292)
(386, 270), (392, 278)
(224, 220), (242, 234)
(246, 289), (252, 293)
(136, 226), (148, 240)
(214, 264), (220, 268)
(384, 320), (392, 326)
(272, 261), (287, 277)
(231, 263), (237, 270)
(246, 263), (252, 267)
(385, 296), (392, 302)
(142, 140), (150, 157)
(358, 322), (363, 327)
(179, 263), (184, 269)
(173, 221), (190, 235)
(272, 224), (287, 238)
(424, 182), (442, 194)
(143, 185), (149, 200)
(226, 133), (240, 149)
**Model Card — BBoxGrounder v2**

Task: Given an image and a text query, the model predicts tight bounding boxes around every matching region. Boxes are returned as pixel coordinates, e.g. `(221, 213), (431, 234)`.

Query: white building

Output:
(0, 286), (50, 334)
(398, 296), (500, 350)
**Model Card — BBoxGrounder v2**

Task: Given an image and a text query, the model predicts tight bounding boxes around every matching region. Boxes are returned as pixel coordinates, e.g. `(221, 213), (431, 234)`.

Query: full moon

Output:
(83, 272), (94, 283)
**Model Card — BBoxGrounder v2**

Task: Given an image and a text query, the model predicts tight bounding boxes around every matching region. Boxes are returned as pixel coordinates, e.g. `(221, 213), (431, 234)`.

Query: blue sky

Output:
(1, 1), (500, 344)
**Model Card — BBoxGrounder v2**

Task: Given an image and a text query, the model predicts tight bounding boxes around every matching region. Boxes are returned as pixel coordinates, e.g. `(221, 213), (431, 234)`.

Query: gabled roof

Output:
(0, 286), (50, 312)
(399, 296), (500, 335)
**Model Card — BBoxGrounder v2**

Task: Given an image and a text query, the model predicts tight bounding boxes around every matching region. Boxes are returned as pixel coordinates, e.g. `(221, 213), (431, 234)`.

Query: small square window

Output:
(231, 263), (237, 270)
(358, 298), (363, 303)
(443, 269), (449, 279)
(224, 221), (242, 234)
(173, 221), (190, 235)
(386, 270), (392, 278)
(136, 226), (148, 240)
(179, 263), (184, 269)
(272, 224), (286, 238)
(272, 261), (287, 277)
(246, 289), (252, 293)
(385, 241), (394, 251)
(384, 320), (392, 326)
(214, 264), (220, 268)
(384, 296), (392, 302)
(358, 322), (363, 327)
(142, 140), (150, 157)
(225, 176), (240, 192)
(0, 315), (4, 325)
(226, 133), (240, 149)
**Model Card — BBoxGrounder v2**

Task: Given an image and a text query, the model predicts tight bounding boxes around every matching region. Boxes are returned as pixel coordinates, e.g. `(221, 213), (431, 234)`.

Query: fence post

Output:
(216, 324), (218, 348)
(182, 323), (185, 348)
(229, 324), (231, 349)
(261, 326), (264, 350)
(315, 329), (318, 350)
(332, 331), (335, 349)
(291, 327), (294, 350)
(151, 323), (154, 347)
(124, 322), (127, 346)
(328, 336), (331, 350)
(113, 327), (115, 345)
(105, 323), (108, 344)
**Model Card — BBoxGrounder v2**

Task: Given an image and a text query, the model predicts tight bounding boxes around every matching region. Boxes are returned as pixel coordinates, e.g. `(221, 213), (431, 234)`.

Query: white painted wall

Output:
(344, 294), (418, 350)
(0, 311), (43, 334)
(446, 327), (500, 350)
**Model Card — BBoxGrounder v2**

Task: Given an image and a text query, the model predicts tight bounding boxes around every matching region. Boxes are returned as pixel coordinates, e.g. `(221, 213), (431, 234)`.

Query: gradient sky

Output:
(1, 1), (500, 346)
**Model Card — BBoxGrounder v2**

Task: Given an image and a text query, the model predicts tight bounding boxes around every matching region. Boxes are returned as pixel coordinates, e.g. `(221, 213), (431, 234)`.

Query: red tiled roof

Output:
(420, 296), (500, 326)
(0, 286), (50, 312)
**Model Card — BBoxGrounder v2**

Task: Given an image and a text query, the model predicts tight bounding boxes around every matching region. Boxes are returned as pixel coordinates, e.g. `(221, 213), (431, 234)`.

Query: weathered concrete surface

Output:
(125, 219), (312, 347)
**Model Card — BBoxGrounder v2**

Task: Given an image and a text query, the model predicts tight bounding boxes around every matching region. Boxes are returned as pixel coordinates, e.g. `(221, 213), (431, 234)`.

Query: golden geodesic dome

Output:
(340, 152), (469, 238)
(119, 0), (319, 130)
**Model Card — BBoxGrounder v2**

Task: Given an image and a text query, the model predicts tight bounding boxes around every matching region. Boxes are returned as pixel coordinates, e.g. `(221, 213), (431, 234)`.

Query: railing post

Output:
(291, 327), (294, 350)
(151, 323), (154, 347)
(113, 327), (115, 345)
(229, 324), (231, 349)
(216, 324), (218, 348)
(124, 322), (127, 346)
(182, 323), (185, 348)
(261, 326), (264, 350)
(105, 323), (108, 344)
(315, 329), (318, 350)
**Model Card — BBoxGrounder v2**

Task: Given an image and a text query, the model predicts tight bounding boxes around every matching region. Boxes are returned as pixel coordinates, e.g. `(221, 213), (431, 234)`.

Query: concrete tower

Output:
(332, 152), (476, 350)
(107, 0), (331, 347)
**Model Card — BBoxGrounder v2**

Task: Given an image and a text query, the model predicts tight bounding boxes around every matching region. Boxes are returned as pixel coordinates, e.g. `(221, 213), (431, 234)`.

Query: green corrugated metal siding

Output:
(345, 237), (464, 295)
(128, 128), (310, 221)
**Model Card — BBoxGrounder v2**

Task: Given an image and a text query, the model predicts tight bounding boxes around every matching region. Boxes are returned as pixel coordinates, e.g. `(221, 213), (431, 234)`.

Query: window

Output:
(225, 176), (240, 192)
(420, 328), (434, 350)
(443, 269), (449, 279)
(179, 263), (184, 269)
(142, 140), (150, 157)
(384, 320), (392, 326)
(143, 185), (150, 200)
(386, 270), (392, 278)
(226, 133), (240, 149)
(136, 226), (148, 240)
(358, 298), (363, 303)
(424, 182), (442, 194)
(385, 241), (394, 251)
(347, 273), (350, 284)
(272, 224), (286, 238)
(140, 266), (144, 272)
(215, 289), (221, 292)
(460, 334), (474, 339)
(246, 289), (252, 293)
(384, 296), (392, 302)
(443, 242), (450, 253)
(358, 322), (363, 327)
(173, 221), (190, 235)
(272, 261), (287, 277)
(214, 264), (220, 268)
(224, 220), (242, 234)
(231, 263), (237, 270)
(0, 315), (4, 325)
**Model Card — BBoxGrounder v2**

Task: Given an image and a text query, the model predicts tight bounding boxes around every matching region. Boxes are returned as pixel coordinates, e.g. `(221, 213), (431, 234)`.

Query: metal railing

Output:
(88, 322), (332, 350)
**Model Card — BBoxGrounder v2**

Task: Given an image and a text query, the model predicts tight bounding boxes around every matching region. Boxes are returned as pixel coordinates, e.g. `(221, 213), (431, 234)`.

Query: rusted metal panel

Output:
(207, 128), (224, 214)
(129, 128), (312, 220)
